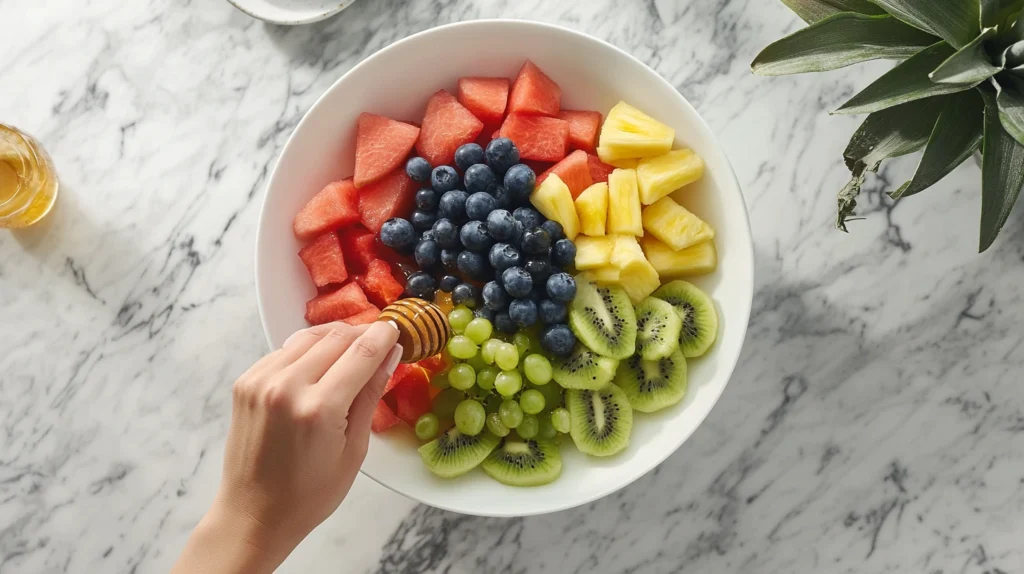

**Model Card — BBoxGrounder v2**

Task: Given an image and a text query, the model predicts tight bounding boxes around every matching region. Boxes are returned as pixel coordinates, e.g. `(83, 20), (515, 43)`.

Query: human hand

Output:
(173, 321), (401, 574)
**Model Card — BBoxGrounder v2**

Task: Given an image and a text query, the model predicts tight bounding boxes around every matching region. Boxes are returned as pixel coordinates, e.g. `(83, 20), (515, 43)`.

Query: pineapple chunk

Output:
(609, 234), (646, 270)
(530, 173), (581, 240)
(575, 183), (608, 236)
(641, 196), (714, 250)
(641, 236), (717, 277)
(574, 235), (615, 269)
(607, 169), (643, 236)
(637, 149), (705, 205)
(590, 265), (622, 283)
(602, 157), (639, 169)
(619, 258), (661, 304)
(596, 101), (675, 163)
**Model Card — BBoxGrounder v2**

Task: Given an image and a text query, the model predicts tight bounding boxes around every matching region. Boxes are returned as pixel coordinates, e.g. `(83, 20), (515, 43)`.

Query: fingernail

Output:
(283, 327), (309, 348)
(384, 320), (400, 332)
(385, 345), (403, 375)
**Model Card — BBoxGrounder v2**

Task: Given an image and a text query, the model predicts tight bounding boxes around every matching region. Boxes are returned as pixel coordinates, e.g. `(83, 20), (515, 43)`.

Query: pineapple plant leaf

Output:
(754, 0), (1024, 251)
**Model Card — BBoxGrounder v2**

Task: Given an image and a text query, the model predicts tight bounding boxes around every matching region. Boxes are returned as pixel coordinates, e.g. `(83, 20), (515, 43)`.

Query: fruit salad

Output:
(290, 59), (721, 487)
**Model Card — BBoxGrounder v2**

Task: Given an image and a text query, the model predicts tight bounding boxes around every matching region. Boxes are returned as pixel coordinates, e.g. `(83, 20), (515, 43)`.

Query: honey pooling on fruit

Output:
(377, 298), (452, 363)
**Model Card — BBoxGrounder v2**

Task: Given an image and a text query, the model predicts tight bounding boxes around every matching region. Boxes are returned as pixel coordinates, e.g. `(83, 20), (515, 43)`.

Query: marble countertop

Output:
(3, 0), (1023, 572)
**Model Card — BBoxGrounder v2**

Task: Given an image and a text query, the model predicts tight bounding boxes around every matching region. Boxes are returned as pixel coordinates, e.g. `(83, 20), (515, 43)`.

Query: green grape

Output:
(517, 414), (539, 439)
(486, 412), (510, 437)
(550, 407), (571, 433)
(494, 342), (520, 371)
(484, 394), (503, 414)
(447, 335), (479, 360)
(414, 413), (440, 441)
(432, 388), (463, 420)
(534, 382), (564, 409)
(464, 318), (493, 344)
(523, 354), (553, 385)
(467, 353), (487, 373)
(498, 399), (524, 428)
(537, 414), (557, 439)
(430, 371), (450, 390)
(512, 331), (533, 357)
(448, 363), (476, 391)
(495, 369), (523, 397)
(448, 307), (474, 334)
(519, 389), (545, 414)
(454, 399), (486, 436)
(480, 338), (502, 365)
(476, 366), (498, 391)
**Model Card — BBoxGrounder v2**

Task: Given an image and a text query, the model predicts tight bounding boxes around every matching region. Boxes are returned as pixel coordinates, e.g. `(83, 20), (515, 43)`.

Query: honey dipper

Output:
(377, 298), (452, 363)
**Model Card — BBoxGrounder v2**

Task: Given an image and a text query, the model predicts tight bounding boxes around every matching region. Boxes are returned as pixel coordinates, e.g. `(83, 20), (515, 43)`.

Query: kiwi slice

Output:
(566, 384), (633, 457)
(552, 345), (619, 390)
(569, 275), (637, 360)
(652, 280), (718, 358)
(418, 428), (499, 478)
(481, 438), (562, 486)
(614, 349), (688, 413)
(634, 297), (682, 361)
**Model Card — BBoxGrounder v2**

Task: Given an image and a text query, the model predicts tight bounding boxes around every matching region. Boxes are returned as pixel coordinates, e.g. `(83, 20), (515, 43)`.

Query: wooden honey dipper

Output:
(376, 298), (452, 363)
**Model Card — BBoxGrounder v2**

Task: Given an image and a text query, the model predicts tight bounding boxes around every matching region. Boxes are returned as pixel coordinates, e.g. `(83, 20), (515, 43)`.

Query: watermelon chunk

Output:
(344, 305), (381, 326)
(458, 77), (510, 124)
(499, 113), (569, 162)
(390, 365), (432, 425)
(354, 113), (420, 188)
(508, 60), (561, 117)
(337, 225), (378, 274)
(371, 400), (403, 432)
(293, 179), (360, 241)
(587, 153), (616, 184)
(358, 169), (417, 233)
(304, 282), (373, 325)
(384, 364), (417, 396)
(416, 90), (485, 167)
(538, 150), (593, 199)
(298, 232), (349, 288)
(557, 110), (602, 153)
(356, 259), (405, 307)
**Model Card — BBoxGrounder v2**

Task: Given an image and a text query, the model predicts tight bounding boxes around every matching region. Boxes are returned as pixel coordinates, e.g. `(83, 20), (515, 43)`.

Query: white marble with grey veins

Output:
(2, 0), (1023, 572)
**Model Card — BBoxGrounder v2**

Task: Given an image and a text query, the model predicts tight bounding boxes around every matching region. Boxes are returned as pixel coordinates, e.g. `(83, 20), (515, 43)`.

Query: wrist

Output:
(174, 499), (296, 574)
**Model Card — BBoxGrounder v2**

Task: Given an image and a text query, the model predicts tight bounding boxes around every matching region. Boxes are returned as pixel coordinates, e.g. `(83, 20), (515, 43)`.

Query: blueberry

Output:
(485, 138), (520, 175)
(502, 267), (533, 298)
(486, 209), (517, 242)
(482, 281), (509, 311)
(415, 188), (438, 210)
(431, 166), (460, 193)
(439, 190), (469, 223)
(406, 272), (436, 300)
(524, 258), (552, 282)
(440, 248), (460, 272)
(488, 243), (521, 272)
(452, 283), (478, 308)
(419, 229), (435, 242)
(494, 311), (517, 334)
(546, 272), (576, 303)
(503, 164), (536, 205)
(455, 143), (486, 172)
(474, 306), (496, 323)
(491, 185), (512, 210)
(411, 210), (436, 231)
(379, 218), (416, 251)
(541, 324), (576, 357)
(538, 299), (567, 324)
(529, 285), (546, 302)
(414, 239), (441, 269)
(541, 220), (564, 242)
(406, 157), (432, 183)
(464, 164), (497, 195)
(465, 192), (498, 221)
(432, 218), (459, 249)
(520, 227), (552, 256)
(439, 275), (460, 293)
(457, 250), (490, 280)
(509, 299), (538, 327)
(460, 220), (494, 253)
(513, 206), (544, 230)
(551, 239), (576, 269)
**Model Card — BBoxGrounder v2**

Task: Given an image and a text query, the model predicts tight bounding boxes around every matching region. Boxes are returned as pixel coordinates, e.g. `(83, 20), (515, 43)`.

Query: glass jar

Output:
(0, 124), (59, 229)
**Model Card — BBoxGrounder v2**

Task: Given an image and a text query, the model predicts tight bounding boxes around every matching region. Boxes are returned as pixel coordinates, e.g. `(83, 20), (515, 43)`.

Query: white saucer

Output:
(226, 0), (357, 25)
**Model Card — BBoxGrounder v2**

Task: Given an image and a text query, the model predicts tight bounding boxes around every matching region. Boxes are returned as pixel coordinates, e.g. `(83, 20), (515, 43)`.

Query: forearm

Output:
(172, 502), (293, 574)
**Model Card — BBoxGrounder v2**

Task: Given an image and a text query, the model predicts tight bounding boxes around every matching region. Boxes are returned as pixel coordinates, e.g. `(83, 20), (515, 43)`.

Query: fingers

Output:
(315, 322), (401, 413)
(339, 348), (402, 474)
(279, 323), (368, 385)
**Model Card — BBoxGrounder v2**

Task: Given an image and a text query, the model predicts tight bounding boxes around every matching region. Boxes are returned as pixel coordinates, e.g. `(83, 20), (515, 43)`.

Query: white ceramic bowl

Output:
(226, 0), (357, 25)
(256, 20), (754, 517)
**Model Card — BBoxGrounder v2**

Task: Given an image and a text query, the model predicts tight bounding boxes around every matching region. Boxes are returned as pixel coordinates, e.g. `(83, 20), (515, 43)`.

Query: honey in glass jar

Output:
(0, 124), (59, 229)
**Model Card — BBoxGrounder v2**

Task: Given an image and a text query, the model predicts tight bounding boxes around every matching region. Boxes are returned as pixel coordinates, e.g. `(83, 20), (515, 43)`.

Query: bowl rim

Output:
(225, 0), (356, 25)
(255, 18), (754, 517)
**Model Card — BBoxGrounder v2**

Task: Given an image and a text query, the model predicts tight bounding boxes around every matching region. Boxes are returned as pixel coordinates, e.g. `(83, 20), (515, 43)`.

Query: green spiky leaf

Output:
(781, 0), (888, 22)
(980, 88), (1024, 251)
(869, 0), (980, 49)
(995, 77), (1024, 145)
(891, 89), (984, 199)
(1000, 40), (1024, 67)
(930, 28), (1002, 84)
(980, 0), (1024, 28)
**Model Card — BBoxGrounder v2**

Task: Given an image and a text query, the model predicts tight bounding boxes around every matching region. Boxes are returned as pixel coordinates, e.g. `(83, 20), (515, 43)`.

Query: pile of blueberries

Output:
(379, 138), (578, 357)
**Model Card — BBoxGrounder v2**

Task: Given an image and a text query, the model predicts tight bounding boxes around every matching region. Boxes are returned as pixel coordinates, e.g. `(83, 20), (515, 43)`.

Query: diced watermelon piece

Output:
(587, 153), (616, 184)
(357, 259), (405, 307)
(338, 225), (378, 274)
(371, 400), (403, 432)
(416, 90), (485, 167)
(344, 305), (381, 326)
(523, 160), (553, 175)
(418, 354), (448, 375)
(508, 60), (561, 117)
(304, 282), (374, 325)
(538, 150), (593, 199)
(384, 363), (416, 396)
(298, 232), (349, 288)
(557, 110), (602, 153)
(391, 366), (432, 425)
(293, 179), (360, 241)
(499, 113), (569, 162)
(458, 77), (510, 124)
(358, 169), (417, 233)
(475, 123), (501, 148)
(354, 113), (420, 189)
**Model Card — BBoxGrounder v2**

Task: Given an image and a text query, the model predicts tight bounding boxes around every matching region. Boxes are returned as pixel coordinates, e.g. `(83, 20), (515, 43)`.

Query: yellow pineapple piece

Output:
(603, 158), (639, 169)
(574, 235), (615, 270)
(609, 234), (646, 270)
(637, 149), (705, 205)
(589, 265), (622, 283)
(641, 196), (714, 250)
(619, 258), (661, 304)
(596, 101), (675, 163)
(641, 236), (717, 277)
(575, 183), (608, 236)
(530, 173), (581, 240)
(607, 169), (643, 236)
